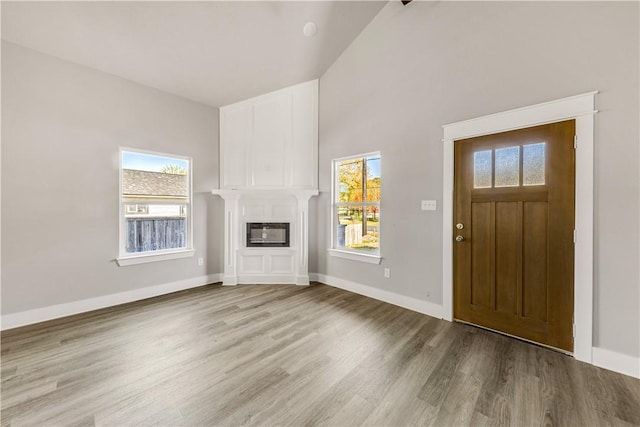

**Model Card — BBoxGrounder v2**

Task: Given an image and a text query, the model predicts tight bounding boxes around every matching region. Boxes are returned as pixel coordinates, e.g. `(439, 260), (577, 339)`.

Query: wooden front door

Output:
(453, 120), (575, 352)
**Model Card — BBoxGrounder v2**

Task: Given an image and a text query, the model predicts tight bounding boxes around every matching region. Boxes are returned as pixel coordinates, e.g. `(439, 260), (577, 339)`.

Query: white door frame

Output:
(441, 92), (597, 363)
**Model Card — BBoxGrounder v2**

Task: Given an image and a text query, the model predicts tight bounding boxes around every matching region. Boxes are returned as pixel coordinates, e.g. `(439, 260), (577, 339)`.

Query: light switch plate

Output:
(421, 200), (437, 211)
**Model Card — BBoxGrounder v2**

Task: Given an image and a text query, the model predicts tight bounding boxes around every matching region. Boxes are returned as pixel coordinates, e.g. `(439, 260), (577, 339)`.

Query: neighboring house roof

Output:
(123, 169), (188, 198)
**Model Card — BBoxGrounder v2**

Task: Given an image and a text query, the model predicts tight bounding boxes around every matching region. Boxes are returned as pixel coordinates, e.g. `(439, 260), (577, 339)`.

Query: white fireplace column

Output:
(217, 191), (241, 286)
(294, 192), (314, 285)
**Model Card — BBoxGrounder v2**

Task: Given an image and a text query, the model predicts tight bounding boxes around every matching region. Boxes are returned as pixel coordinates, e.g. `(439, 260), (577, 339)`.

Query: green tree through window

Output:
(334, 153), (380, 252)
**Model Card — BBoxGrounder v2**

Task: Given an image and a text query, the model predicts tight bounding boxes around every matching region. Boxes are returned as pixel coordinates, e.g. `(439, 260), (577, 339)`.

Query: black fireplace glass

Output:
(246, 223), (290, 247)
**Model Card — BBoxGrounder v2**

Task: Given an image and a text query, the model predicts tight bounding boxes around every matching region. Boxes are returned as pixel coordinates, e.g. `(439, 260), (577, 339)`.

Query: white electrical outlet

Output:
(421, 200), (437, 211)
(198, 257), (204, 266)
(384, 268), (390, 278)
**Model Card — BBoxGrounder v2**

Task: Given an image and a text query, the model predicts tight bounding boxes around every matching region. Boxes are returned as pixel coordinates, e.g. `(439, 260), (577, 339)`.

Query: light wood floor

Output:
(1, 283), (639, 426)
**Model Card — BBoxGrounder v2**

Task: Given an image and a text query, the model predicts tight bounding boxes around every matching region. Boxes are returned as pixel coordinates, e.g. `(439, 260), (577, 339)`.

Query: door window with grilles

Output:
(473, 143), (546, 188)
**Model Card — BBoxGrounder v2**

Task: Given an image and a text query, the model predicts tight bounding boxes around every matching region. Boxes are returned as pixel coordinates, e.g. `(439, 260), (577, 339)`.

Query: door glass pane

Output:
(495, 146), (520, 187)
(474, 150), (492, 188)
(523, 143), (546, 186)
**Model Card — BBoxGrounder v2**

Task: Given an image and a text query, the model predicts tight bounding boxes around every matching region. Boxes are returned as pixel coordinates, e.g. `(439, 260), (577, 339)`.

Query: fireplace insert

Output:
(246, 222), (290, 247)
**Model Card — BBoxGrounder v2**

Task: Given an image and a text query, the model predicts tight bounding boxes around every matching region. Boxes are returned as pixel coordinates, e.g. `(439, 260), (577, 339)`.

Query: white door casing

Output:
(442, 92), (597, 363)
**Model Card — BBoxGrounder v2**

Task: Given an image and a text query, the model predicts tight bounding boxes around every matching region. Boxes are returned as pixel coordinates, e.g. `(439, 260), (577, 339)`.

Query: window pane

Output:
(336, 206), (379, 251)
(336, 207), (349, 249)
(126, 204), (148, 215)
(523, 143), (546, 186)
(366, 155), (381, 202)
(495, 146), (520, 187)
(333, 152), (381, 254)
(125, 204), (187, 253)
(122, 151), (188, 199)
(338, 158), (364, 202)
(474, 150), (492, 188)
(122, 151), (188, 174)
(121, 150), (190, 256)
(366, 205), (380, 223)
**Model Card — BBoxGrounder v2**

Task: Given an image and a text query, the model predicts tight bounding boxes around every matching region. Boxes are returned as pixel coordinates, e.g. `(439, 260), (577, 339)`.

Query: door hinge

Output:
(573, 229), (577, 243)
(574, 135), (577, 149)
(573, 322), (576, 338)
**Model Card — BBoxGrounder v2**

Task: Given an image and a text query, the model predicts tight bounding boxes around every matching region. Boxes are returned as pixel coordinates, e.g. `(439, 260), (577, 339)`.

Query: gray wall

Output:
(1, 41), (223, 314)
(317, 1), (639, 357)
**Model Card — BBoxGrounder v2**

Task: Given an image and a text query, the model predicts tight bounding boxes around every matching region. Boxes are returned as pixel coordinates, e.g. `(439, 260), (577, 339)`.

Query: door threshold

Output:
(454, 319), (574, 357)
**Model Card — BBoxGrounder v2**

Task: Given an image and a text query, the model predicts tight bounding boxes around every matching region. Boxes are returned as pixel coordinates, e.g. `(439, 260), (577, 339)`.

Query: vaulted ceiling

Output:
(1, 1), (386, 107)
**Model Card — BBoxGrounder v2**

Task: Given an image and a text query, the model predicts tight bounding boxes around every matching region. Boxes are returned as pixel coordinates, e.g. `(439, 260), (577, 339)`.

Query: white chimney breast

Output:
(219, 80), (318, 190)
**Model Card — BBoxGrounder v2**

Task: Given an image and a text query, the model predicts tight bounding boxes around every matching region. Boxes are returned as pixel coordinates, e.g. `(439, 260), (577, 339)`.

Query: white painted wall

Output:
(1, 42), (223, 316)
(317, 1), (639, 359)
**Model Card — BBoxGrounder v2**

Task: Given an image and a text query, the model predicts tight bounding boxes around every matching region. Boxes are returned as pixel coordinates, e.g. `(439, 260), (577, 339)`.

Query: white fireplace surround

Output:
(211, 189), (318, 285)
(213, 80), (319, 285)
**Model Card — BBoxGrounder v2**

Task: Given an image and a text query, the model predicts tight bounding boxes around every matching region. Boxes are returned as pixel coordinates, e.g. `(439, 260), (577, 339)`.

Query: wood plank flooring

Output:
(2, 283), (639, 426)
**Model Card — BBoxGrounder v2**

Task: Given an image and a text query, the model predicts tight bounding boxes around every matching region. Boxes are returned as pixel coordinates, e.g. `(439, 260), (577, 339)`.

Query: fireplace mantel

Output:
(211, 189), (318, 285)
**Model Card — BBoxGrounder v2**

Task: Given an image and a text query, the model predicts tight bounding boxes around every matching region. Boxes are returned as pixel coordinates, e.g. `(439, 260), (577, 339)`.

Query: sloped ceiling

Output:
(1, 1), (386, 107)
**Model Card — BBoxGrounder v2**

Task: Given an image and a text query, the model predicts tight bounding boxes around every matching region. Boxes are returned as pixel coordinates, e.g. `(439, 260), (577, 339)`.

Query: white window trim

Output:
(329, 152), (382, 264)
(441, 91), (597, 363)
(117, 147), (194, 267)
(328, 248), (381, 264)
(116, 249), (195, 266)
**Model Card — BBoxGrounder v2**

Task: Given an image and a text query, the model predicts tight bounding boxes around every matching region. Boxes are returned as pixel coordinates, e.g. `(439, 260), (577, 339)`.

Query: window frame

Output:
(329, 151), (382, 264)
(116, 147), (194, 266)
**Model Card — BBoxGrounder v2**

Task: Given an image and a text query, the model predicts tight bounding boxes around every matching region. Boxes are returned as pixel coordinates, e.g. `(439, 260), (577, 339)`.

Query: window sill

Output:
(328, 249), (382, 264)
(117, 249), (195, 266)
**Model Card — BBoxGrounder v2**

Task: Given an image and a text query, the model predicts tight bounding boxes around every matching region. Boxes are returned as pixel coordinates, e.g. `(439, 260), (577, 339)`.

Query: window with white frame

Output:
(332, 153), (381, 257)
(118, 149), (192, 263)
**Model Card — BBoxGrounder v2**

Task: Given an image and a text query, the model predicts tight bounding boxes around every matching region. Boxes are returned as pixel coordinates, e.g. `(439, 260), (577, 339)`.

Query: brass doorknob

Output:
(455, 235), (465, 242)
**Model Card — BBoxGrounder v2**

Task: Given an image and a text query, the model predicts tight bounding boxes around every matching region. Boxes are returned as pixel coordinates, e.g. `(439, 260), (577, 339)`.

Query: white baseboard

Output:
(311, 273), (443, 320)
(592, 347), (640, 379)
(1, 273), (222, 331)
